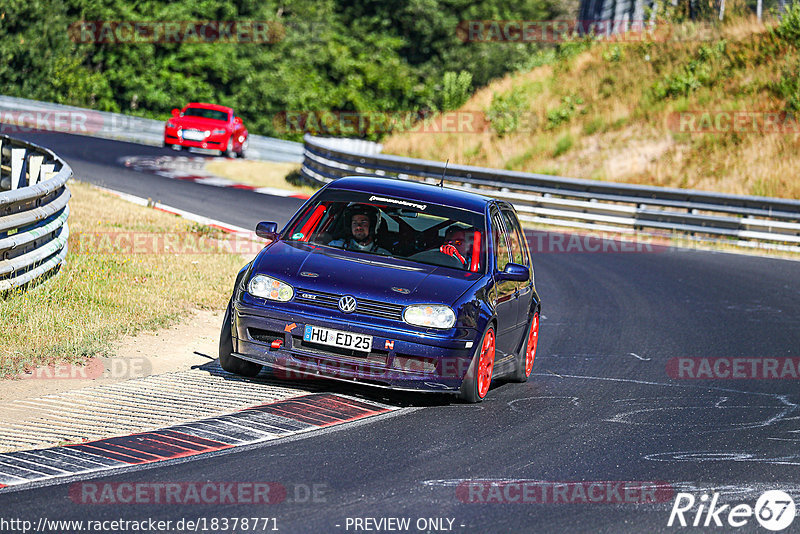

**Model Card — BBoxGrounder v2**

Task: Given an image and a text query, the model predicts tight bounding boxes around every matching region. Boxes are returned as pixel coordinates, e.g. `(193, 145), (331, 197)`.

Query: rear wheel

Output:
(459, 326), (496, 403)
(511, 311), (539, 382)
(219, 300), (262, 377)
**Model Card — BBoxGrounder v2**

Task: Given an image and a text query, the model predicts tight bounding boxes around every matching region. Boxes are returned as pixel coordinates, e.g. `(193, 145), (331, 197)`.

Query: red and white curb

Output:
(120, 155), (310, 199)
(89, 184), (261, 239)
(0, 393), (395, 491)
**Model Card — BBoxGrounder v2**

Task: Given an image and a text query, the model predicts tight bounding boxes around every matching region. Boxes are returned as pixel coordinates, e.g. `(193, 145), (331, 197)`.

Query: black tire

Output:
(459, 324), (496, 403)
(219, 300), (262, 377)
(225, 137), (236, 158)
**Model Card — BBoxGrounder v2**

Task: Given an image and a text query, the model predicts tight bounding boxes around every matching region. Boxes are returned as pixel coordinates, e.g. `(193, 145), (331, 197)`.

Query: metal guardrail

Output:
(0, 95), (304, 163)
(300, 134), (800, 250)
(0, 135), (71, 294)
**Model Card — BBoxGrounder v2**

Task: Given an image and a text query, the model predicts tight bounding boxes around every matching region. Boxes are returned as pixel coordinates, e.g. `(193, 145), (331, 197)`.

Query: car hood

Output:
(251, 241), (480, 306)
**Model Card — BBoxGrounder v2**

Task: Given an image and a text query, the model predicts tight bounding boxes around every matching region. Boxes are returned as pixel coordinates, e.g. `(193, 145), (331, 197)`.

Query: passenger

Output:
(328, 204), (390, 254)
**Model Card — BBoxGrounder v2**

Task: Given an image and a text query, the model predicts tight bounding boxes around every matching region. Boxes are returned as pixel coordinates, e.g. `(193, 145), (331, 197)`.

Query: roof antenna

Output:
(439, 159), (448, 188)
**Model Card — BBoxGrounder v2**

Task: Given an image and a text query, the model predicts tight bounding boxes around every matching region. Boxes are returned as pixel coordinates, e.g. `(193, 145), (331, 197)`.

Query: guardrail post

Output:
(40, 164), (55, 181)
(10, 148), (26, 190)
(28, 155), (43, 186)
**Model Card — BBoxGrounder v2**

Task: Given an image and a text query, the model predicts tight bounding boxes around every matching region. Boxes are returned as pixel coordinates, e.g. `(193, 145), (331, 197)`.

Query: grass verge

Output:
(0, 181), (250, 378)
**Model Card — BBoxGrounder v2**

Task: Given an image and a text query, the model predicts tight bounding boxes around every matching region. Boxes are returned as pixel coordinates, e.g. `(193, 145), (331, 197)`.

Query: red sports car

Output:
(164, 103), (248, 158)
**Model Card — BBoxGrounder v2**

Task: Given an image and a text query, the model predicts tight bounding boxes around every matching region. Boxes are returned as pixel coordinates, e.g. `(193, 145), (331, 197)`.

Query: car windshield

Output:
(283, 189), (487, 273)
(182, 107), (229, 122)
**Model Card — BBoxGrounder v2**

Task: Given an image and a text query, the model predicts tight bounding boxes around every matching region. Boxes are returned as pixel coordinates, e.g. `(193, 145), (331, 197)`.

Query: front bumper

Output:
(164, 131), (227, 150)
(233, 300), (477, 392)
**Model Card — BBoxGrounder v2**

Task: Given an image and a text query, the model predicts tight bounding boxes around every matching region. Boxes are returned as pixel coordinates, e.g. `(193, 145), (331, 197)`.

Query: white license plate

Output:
(303, 325), (372, 352)
(182, 130), (205, 141)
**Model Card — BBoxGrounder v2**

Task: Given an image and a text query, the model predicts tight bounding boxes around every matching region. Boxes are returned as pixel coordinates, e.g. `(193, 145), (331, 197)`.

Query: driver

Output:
(328, 204), (390, 254)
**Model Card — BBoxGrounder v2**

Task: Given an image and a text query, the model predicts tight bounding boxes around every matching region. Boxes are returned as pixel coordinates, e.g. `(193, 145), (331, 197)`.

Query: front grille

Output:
(296, 288), (404, 321)
(294, 338), (389, 365)
(294, 342), (389, 365)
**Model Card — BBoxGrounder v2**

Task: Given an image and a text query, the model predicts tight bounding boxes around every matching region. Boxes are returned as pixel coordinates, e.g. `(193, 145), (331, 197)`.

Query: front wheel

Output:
(219, 300), (262, 377)
(225, 136), (236, 158)
(459, 325), (496, 403)
(510, 311), (539, 382)
(236, 137), (248, 159)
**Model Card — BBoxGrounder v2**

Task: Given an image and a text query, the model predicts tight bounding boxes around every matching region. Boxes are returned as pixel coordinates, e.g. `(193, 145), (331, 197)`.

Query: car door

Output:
(490, 207), (518, 357)
(501, 206), (534, 334)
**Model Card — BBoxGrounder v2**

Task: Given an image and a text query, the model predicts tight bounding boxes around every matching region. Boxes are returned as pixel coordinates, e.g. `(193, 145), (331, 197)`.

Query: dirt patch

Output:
(205, 159), (316, 195)
(562, 127), (677, 180)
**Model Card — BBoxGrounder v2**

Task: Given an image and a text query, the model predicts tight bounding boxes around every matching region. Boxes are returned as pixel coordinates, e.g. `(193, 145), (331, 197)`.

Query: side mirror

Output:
(497, 263), (529, 282)
(256, 221), (279, 240)
(234, 116), (243, 124)
(171, 108), (180, 117)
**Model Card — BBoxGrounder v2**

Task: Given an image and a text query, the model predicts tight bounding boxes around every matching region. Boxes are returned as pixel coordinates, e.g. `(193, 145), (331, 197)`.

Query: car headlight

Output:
(248, 275), (294, 302)
(212, 129), (226, 135)
(166, 121), (175, 128)
(403, 304), (456, 329)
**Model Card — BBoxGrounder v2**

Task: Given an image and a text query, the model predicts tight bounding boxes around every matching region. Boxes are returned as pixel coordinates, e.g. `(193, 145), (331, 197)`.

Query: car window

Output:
(283, 189), (487, 273)
(182, 107), (229, 122)
(491, 211), (511, 271)
(501, 208), (527, 266)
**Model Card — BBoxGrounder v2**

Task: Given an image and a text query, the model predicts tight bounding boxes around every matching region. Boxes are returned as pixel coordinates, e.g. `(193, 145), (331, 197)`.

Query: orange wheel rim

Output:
(477, 329), (495, 398)
(525, 313), (539, 377)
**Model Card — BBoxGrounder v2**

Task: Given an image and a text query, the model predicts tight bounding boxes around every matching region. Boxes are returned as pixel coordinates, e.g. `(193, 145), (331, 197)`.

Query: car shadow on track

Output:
(191, 358), (512, 408)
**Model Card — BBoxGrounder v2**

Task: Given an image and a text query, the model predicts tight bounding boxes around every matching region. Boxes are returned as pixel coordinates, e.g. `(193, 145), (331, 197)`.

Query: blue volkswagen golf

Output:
(220, 176), (540, 402)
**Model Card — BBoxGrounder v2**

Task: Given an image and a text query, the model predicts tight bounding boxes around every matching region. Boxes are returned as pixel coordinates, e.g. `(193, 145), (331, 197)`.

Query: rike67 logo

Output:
(668, 490), (796, 531)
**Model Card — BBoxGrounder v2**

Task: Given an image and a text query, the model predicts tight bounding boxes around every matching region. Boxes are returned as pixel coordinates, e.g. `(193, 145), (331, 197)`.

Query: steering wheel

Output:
(439, 244), (466, 265)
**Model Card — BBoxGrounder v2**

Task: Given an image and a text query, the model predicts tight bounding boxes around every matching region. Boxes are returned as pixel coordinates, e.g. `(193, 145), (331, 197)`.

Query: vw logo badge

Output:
(338, 295), (357, 313)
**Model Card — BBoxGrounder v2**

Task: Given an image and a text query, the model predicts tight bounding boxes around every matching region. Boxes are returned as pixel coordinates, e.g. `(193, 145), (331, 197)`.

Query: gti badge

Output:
(338, 295), (357, 313)
(300, 272), (319, 278)
(391, 287), (411, 294)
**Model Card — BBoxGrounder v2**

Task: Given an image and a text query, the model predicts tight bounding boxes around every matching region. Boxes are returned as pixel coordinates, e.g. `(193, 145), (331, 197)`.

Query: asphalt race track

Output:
(2, 132), (800, 533)
(15, 132), (307, 229)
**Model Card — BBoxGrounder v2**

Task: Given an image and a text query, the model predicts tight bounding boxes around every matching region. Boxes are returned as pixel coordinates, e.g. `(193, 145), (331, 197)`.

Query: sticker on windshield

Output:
(368, 195), (427, 211)
(292, 232), (304, 239)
